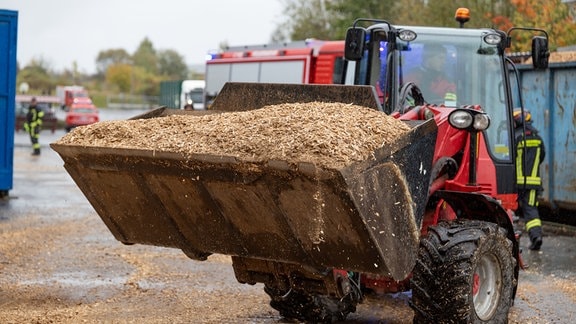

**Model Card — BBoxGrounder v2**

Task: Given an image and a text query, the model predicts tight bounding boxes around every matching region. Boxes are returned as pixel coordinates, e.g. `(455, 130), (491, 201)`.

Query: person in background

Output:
(184, 103), (194, 111)
(23, 97), (44, 156)
(514, 108), (545, 250)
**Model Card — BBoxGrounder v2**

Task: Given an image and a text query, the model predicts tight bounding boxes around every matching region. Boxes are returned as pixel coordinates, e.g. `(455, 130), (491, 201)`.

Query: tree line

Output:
(17, 37), (196, 99)
(17, 0), (576, 99)
(274, 0), (576, 51)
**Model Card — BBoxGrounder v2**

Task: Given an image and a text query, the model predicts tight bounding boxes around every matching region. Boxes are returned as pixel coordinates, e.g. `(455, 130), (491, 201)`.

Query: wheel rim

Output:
(473, 253), (502, 320)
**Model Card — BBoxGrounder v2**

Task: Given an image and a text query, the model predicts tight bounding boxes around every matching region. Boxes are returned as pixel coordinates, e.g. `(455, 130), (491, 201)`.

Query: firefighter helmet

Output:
(513, 108), (531, 127)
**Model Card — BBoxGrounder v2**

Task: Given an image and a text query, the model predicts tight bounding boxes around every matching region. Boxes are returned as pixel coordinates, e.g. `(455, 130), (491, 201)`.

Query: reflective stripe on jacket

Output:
(515, 123), (545, 189)
(25, 107), (44, 132)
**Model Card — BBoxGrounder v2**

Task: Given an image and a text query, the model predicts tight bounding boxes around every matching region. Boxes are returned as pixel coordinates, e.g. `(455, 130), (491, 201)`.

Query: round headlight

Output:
(473, 113), (490, 130)
(483, 33), (502, 45)
(398, 29), (417, 42)
(449, 110), (473, 129)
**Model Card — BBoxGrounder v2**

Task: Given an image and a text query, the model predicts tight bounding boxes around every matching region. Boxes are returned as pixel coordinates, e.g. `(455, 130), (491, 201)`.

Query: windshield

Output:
(71, 107), (97, 113)
(359, 28), (512, 162)
(187, 89), (204, 104)
(75, 92), (88, 98)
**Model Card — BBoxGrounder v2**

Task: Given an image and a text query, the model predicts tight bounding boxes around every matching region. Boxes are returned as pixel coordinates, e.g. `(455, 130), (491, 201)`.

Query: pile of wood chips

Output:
(56, 102), (411, 168)
(523, 51), (576, 64)
(549, 51), (576, 63)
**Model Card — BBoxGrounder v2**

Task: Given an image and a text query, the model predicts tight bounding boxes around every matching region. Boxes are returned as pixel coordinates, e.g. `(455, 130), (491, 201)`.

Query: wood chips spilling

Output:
(55, 102), (411, 168)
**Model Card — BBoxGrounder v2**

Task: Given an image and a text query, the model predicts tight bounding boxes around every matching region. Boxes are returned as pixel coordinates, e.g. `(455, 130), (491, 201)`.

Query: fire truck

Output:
(204, 39), (344, 106)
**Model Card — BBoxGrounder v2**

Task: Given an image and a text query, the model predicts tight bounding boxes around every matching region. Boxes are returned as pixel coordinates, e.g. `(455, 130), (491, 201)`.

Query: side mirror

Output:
(532, 36), (549, 69)
(345, 27), (366, 61)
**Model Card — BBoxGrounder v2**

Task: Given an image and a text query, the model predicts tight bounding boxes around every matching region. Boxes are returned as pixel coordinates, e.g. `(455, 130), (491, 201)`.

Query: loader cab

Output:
(345, 21), (549, 204)
(347, 25), (515, 152)
(344, 23), (518, 197)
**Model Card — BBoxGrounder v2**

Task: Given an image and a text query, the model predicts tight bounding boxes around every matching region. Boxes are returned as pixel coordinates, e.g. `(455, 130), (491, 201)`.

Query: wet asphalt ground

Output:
(1, 107), (575, 323)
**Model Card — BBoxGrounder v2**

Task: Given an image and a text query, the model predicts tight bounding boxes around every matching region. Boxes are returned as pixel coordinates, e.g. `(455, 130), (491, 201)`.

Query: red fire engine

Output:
(204, 39), (344, 106)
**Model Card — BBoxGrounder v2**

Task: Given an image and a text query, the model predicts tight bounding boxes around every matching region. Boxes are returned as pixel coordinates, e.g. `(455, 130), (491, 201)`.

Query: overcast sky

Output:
(2, 0), (283, 74)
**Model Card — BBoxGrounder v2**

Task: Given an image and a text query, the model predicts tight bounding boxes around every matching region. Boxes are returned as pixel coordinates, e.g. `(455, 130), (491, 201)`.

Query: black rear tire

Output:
(411, 220), (515, 323)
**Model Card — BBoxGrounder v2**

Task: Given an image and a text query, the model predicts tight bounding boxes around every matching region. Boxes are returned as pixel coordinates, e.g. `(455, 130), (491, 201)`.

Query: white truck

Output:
(159, 79), (205, 110)
(181, 80), (205, 110)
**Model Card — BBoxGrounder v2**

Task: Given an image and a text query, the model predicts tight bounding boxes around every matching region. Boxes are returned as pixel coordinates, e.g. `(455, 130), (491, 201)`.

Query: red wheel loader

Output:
(51, 9), (549, 323)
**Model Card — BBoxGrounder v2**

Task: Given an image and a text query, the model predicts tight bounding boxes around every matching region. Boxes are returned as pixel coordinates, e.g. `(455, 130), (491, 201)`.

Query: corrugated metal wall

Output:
(517, 62), (576, 212)
(159, 80), (183, 109)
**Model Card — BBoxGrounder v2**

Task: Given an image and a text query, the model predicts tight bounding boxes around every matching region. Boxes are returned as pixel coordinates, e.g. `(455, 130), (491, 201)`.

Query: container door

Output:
(0, 9), (18, 195)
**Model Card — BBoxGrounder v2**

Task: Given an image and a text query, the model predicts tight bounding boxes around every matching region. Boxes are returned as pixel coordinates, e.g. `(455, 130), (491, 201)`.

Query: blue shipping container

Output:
(0, 9), (18, 198)
(517, 62), (576, 216)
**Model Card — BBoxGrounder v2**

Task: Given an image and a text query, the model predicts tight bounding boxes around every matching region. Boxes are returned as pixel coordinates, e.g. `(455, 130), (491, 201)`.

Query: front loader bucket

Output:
(51, 83), (437, 280)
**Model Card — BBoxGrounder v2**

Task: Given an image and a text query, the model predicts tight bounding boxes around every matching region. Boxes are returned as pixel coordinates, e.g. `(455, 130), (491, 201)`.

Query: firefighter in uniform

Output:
(514, 108), (545, 250)
(23, 97), (44, 156)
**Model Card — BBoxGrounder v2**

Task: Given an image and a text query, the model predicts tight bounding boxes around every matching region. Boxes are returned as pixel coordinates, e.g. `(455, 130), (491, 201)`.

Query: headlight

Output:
(473, 113), (490, 130)
(398, 29), (417, 42)
(483, 33), (502, 46)
(448, 109), (491, 131)
(449, 110), (473, 129)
